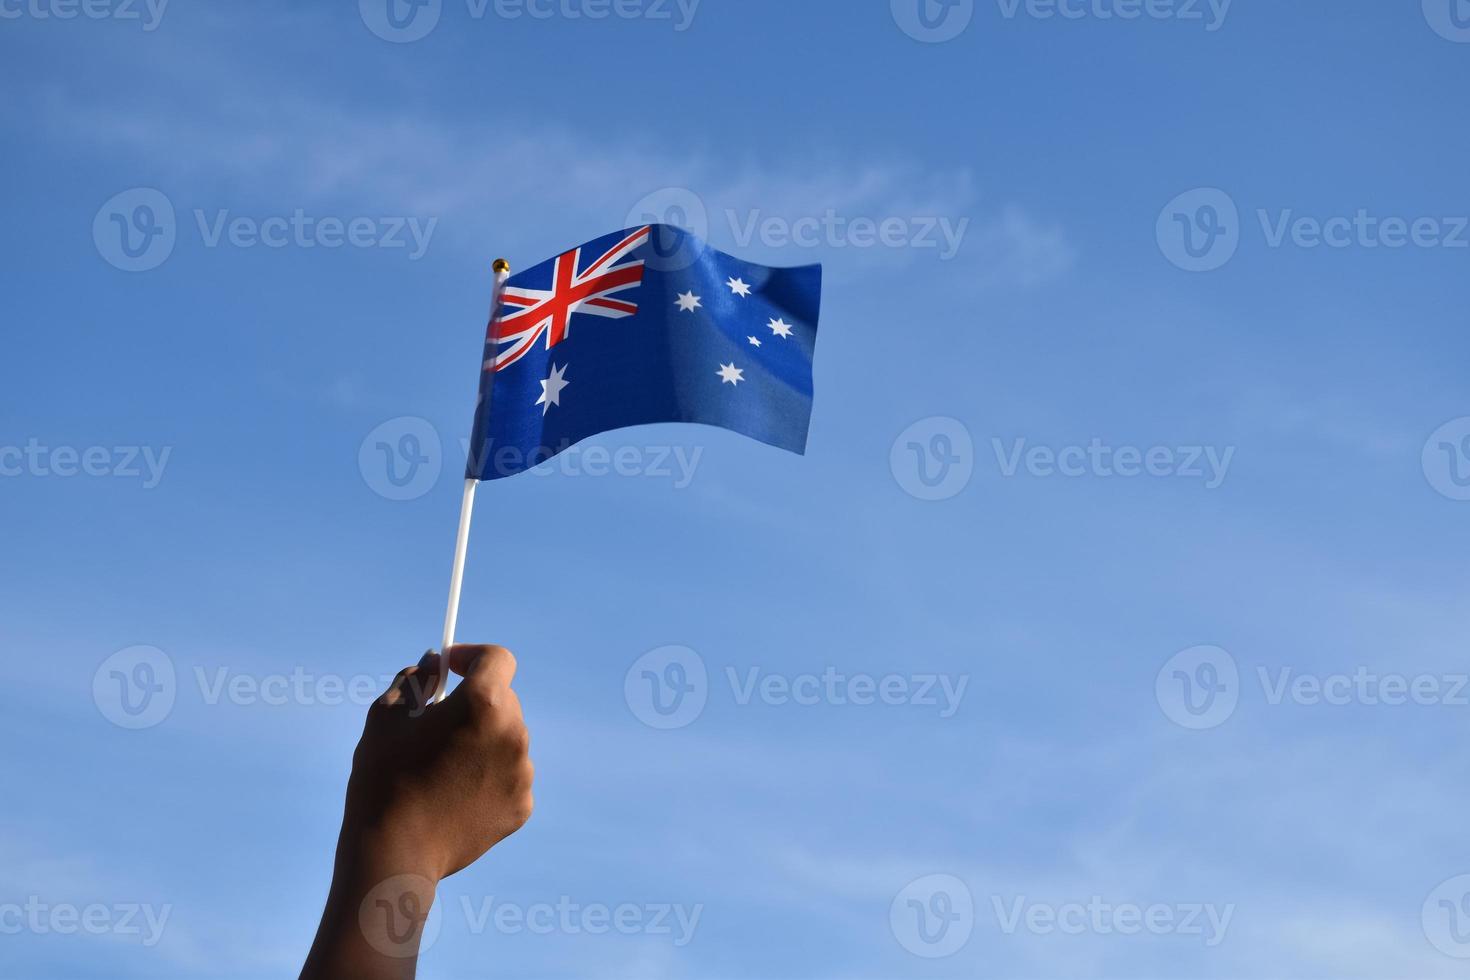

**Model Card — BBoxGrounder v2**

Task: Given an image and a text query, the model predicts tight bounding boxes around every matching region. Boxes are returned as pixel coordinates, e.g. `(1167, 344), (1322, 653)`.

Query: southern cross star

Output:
(536, 362), (570, 414)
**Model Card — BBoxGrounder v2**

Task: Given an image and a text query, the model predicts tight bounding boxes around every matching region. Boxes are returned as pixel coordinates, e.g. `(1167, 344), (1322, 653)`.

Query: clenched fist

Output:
(301, 645), (534, 980)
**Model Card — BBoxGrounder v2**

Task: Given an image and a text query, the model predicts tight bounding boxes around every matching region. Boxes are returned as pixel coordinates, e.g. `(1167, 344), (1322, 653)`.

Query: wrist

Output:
(299, 823), (442, 980)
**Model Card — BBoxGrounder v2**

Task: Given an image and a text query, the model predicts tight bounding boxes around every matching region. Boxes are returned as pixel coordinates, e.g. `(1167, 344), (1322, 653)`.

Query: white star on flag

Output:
(727, 277), (751, 297)
(675, 291), (702, 312)
(536, 362), (570, 415)
(747, 336), (762, 347)
(768, 318), (793, 338)
(717, 362), (744, 385)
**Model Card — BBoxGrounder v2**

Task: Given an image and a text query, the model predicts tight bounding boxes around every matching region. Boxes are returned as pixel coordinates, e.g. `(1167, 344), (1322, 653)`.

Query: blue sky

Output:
(3, 1), (1470, 977)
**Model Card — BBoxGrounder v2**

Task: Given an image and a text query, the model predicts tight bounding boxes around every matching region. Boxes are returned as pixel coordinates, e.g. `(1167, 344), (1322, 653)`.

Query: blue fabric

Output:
(466, 224), (821, 481)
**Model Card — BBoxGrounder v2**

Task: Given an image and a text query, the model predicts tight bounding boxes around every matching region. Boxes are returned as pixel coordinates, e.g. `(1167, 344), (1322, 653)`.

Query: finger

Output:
(377, 650), (440, 711)
(445, 645), (518, 715)
(447, 644), (517, 686)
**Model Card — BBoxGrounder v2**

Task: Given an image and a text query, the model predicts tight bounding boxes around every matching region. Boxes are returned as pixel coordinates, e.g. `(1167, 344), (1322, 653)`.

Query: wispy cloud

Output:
(33, 26), (1073, 290)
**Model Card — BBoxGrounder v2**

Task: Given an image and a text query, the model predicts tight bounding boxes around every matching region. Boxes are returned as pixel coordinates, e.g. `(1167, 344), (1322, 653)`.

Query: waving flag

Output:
(466, 224), (822, 480)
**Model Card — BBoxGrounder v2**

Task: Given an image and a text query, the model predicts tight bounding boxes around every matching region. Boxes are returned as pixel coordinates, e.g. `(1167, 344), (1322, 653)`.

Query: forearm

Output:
(300, 824), (441, 980)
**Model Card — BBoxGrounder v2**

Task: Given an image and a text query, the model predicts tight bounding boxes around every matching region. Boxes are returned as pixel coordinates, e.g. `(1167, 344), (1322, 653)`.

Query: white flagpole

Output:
(436, 257), (511, 702)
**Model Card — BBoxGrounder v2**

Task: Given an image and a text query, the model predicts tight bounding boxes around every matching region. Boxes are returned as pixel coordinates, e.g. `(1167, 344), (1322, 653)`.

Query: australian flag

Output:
(466, 224), (821, 480)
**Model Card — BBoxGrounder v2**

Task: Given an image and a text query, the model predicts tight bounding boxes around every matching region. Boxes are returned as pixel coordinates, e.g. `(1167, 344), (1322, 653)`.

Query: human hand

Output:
(346, 644), (534, 879)
(300, 645), (533, 980)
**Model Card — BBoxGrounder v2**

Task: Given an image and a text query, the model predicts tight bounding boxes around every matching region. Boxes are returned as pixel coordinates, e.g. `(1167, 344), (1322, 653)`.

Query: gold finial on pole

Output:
(492, 258), (511, 274)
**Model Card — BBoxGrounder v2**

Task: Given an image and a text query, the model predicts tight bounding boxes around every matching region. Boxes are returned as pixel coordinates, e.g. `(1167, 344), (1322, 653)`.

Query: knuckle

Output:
(464, 682), (500, 712)
(502, 722), (531, 756)
(512, 791), (534, 828)
(485, 645), (517, 673)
